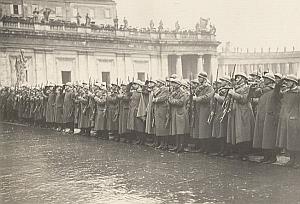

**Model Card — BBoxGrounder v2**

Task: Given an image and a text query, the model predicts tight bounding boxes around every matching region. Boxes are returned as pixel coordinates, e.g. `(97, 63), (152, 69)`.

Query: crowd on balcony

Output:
(0, 9), (216, 35)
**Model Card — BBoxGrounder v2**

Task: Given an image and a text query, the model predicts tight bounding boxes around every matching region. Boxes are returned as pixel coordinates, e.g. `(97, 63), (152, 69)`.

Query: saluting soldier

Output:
(192, 71), (214, 154)
(276, 74), (300, 168)
(227, 73), (255, 161)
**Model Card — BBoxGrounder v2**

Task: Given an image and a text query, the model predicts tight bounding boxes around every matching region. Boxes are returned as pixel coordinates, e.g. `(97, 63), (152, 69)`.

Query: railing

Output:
(0, 20), (216, 42)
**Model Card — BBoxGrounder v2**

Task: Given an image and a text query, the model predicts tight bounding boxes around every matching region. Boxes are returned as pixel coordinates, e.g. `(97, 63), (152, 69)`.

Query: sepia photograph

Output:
(0, 0), (300, 203)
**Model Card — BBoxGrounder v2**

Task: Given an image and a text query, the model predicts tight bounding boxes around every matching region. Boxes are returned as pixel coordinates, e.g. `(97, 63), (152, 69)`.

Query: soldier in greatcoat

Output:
(227, 73), (255, 161)
(54, 85), (65, 131)
(152, 79), (170, 150)
(210, 76), (231, 156)
(106, 83), (119, 140)
(192, 72), (214, 153)
(45, 84), (56, 128)
(252, 73), (279, 163)
(77, 83), (92, 136)
(127, 80), (146, 144)
(94, 83), (108, 139)
(117, 83), (130, 142)
(276, 74), (300, 168)
(167, 78), (189, 153)
(63, 82), (75, 133)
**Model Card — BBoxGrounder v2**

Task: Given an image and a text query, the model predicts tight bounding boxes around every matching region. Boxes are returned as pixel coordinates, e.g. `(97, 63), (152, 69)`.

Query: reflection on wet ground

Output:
(1, 123), (300, 204)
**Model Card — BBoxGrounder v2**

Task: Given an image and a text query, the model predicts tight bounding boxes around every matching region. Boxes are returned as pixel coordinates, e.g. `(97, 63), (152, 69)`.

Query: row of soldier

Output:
(0, 71), (299, 167)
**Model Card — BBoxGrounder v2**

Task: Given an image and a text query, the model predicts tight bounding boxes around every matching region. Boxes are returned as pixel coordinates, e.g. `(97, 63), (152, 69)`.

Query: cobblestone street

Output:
(1, 123), (300, 204)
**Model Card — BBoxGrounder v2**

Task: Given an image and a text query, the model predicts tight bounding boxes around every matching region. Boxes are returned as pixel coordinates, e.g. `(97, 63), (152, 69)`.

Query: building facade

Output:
(0, 0), (117, 26)
(218, 50), (300, 77)
(0, 0), (220, 86)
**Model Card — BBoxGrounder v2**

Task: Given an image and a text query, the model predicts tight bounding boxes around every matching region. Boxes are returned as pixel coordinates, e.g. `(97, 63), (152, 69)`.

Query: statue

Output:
(42, 8), (52, 22)
(175, 21), (180, 32)
(15, 49), (28, 86)
(113, 16), (119, 29)
(123, 17), (128, 29)
(85, 13), (91, 26)
(158, 20), (163, 31)
(209, 24), (216, 35)
(76, 12), (81, 25)
(150, 19), (154, 30)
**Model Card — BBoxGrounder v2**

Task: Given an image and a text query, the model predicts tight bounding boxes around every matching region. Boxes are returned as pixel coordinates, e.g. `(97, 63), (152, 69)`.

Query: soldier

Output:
(276, 74), (300, 168)
(153, 79), (170, 150)
(94, 83), (108, 139)
(77, 83), (92, 136)
(227, 73), (255, 161)
(192, 71), (214, 154)
(106, 83), (120, 141)
(127, 80), (145, 144)
(209, 76), (230, 156)
(215, 76), (232, 156)
(144, 79), (157, 145)
(54, 85), (64, 131)
(117, 82), (130, 142)
(252, 73), (279, 163)
(168, 78), (189, 153)
(63, 82), (75, 133)
(45, 84), (56, 128)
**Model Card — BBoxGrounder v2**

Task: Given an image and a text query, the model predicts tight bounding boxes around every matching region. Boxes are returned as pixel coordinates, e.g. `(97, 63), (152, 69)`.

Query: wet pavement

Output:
(1, 123), (300, 204)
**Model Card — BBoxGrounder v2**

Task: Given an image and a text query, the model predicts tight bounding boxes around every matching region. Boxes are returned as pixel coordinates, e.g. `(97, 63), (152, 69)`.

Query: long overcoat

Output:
(118, 94), (130, 134)
(46, 92), (56, 123)
(169, 88), (189, 136)
(94, 95), (107, 131)
(63, 91), (75, 123)
(106, 94), (118, 132)
(127, 91), (145, 133)
(261, 88), (281, 149)
(276, 88), (300, 151)
(55, 93), (64, 124)
(153, 87), (170, 137)
(227, 84), (255, 145)
(78, 95), (91, 129)
(252, 86), (273, 148)
(192, 83), (214, 139)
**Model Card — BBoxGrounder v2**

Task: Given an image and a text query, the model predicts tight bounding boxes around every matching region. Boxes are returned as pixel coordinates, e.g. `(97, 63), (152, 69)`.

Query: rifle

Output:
(207, 66), (219, 124)
(189, 73), (195, 127)
(220, 64), (236, 122)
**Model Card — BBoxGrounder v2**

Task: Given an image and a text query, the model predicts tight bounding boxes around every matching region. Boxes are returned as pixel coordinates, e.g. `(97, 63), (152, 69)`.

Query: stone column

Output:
(275, 63), (281, 74)
(175, 55), (183, 78)
(197, 55), (203, 74)
(210, 54), (218, 81)
(159, 54), (168, 79)
(77, 51), (89, 82)
(284, 63), (289, 75)
(45, 51), (55, 83)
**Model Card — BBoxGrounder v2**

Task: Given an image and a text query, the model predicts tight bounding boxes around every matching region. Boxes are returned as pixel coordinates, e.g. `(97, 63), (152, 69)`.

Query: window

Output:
(56, 7), (62, 17)
(102, 72), (110, 84)
(61, 71), (71, 84)
(104, 9), (111, 19)
(13, 5), (19, 15)
(137, 72), (145, 82)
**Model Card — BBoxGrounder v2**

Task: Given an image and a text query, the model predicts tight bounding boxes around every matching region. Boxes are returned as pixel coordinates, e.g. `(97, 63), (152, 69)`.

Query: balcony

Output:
(0, 19), (217, 43)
